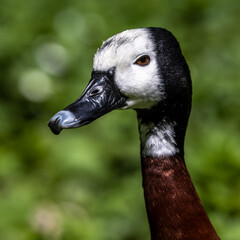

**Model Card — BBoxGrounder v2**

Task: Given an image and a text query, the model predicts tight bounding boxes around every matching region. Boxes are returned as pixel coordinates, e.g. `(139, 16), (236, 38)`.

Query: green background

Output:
(0, 0), (240, 239)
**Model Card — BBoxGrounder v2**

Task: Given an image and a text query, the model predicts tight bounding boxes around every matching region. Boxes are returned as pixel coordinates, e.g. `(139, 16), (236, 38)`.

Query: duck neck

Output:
(137, 110), (220, 240)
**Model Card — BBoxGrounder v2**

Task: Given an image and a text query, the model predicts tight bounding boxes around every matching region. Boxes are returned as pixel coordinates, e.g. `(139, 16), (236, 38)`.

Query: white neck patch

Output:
(139, 120), (179, 158)
(93, 28), (164, 109)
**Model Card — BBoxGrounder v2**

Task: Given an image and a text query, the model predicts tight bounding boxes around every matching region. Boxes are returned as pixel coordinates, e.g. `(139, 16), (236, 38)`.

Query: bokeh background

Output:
(0, 0), (240, 239)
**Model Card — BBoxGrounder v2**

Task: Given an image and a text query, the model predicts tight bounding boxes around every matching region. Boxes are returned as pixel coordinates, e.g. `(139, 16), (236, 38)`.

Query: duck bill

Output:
(48, 69), (126, 135)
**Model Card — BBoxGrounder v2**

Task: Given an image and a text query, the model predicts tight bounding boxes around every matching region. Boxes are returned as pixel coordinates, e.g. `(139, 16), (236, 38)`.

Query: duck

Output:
(48, 27), (221, 240)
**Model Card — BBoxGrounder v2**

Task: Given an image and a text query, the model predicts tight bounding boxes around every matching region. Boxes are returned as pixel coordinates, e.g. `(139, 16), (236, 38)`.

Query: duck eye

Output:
(135, 55), (150, 66)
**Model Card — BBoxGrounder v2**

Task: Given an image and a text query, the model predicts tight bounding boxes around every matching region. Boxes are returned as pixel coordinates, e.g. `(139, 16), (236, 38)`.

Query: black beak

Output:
(48, 68), (127, 135)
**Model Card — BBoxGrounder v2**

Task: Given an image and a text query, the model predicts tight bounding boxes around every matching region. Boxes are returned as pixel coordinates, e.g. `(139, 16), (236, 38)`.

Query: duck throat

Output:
(137, 106), (188, 158)
(138, 118), (179, 158)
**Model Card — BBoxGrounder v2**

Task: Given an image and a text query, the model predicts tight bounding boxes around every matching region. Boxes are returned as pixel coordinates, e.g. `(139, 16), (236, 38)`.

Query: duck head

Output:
(48, 27), (192, 141)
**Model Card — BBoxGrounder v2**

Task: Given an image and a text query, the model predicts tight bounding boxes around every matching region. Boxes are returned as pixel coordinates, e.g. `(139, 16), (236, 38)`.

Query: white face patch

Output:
(139, 120), (179, 158)
(93, 28), (164, 109)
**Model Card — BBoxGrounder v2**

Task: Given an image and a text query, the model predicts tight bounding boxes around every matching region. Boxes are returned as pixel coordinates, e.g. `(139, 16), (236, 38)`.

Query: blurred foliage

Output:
(0, 0), (240, 239)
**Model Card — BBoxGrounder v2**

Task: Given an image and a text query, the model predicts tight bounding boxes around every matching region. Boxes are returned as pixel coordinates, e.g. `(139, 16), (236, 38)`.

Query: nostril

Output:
(89, 86), (104, 97)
